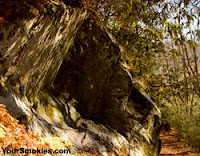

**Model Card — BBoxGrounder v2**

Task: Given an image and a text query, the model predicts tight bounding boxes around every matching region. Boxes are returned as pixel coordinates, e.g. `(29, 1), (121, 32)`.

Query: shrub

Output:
(165, 105), (200, 151)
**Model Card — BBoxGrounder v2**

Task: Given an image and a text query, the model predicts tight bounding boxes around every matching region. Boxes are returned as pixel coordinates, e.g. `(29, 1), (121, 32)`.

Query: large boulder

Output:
(0, 1), (161, 155)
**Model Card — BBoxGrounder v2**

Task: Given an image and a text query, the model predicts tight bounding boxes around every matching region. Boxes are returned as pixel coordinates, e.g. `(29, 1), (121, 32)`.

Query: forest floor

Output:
(160, 129), (200, 156)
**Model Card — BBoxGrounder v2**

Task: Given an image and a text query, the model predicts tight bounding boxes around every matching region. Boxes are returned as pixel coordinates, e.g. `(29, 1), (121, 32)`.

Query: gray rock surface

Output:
(0, 1), (161, 155)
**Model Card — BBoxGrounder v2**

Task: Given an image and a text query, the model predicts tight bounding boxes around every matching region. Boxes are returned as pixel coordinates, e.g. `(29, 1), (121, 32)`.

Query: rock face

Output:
(0, 1), (160, 155)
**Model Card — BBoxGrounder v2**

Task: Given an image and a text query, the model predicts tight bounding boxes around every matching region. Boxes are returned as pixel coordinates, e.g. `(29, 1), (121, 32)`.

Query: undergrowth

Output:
(164, 105), (200, 151)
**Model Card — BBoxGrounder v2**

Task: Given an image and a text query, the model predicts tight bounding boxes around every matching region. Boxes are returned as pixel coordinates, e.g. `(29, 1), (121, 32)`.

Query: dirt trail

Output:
(160, 129), (200, 156)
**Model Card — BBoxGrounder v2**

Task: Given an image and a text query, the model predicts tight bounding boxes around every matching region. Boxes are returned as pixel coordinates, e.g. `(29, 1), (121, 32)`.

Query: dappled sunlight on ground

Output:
(160, 129), (200, 156)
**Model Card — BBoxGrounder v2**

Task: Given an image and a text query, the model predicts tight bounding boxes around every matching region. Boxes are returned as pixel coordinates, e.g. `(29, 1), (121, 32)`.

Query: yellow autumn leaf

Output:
(0, 128), (5, 138)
